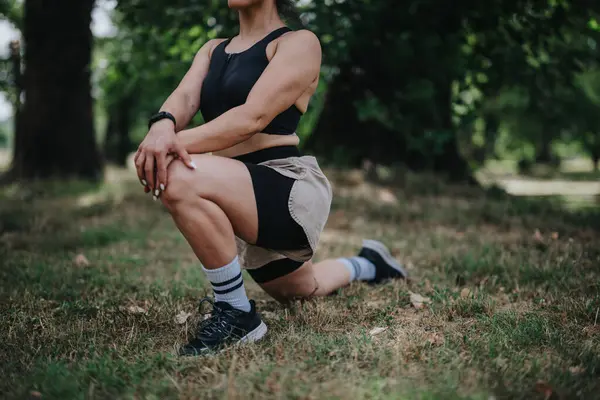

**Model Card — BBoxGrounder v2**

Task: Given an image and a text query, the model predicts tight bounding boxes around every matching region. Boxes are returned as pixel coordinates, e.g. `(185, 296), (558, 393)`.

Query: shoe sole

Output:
(239, 321), (268, 344)
(362, 239), (408, 279)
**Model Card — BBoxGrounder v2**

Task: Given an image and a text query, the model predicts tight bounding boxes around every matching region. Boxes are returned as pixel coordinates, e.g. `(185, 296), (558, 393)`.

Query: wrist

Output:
(151, 118), (175, 131)
(148, 111), (176, 130)
(177, 129), (194, 152)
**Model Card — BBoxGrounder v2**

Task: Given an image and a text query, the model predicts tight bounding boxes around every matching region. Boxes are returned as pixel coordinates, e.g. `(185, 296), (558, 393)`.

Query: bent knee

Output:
(262, 270), (318, 301)
(160, 158), (200, 206)
(280, 281), (318, 300)
(161, 155), (213, 205)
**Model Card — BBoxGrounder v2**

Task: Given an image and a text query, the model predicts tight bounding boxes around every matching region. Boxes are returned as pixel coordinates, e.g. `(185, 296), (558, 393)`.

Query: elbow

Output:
(241, 105), (269, 137)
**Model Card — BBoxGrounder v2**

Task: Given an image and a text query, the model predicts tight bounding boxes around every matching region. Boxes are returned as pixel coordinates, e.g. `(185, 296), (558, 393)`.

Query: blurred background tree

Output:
(0, 0), (599, 182)
(3, 0), (101, 181)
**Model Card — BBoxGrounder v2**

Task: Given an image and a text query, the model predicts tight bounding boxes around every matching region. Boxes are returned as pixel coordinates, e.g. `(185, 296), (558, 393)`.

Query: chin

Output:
(228, 0), (262, 9)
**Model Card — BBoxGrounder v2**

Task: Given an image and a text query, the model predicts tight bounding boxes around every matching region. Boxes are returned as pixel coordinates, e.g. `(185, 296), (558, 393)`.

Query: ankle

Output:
(202, 256), (251, 312)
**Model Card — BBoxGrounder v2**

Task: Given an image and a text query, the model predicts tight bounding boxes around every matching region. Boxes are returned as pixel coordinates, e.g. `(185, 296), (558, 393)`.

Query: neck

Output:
(237, 2), (285, 38)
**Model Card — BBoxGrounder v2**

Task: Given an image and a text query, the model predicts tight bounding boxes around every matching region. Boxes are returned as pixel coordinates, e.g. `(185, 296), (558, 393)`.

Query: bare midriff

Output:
(213, 132), (300, 158)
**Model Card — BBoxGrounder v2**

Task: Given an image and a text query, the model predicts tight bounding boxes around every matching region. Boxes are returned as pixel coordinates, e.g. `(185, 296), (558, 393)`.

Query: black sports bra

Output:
(199, 27), (302, 135)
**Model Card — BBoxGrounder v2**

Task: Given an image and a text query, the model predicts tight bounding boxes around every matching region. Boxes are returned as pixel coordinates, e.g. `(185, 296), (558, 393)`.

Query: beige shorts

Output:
(236, 155), (332, 270)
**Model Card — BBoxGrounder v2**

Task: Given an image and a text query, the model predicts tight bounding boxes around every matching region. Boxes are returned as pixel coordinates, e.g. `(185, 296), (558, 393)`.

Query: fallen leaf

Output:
(74, 254), (90, 267)
(369, 327), (388, 336)
(426, 332), (445, 346)
(410, 292), (431, 309)
(423, 279), (433, 293)
(583, 325), (600, 337)
(494, 357), (508, 368)
(261, 311), (277, 320)
(127, 305), (147, 315)
(366, 300), (385, 308)
(460, 288), (472, 299)
(174, 310), (191, 325)
(534, 381), (553, 400)
(378, 188), (397, 204)
(29, 391), (42, 399)
(533, 229), (544, 242)
(551, 232), (559, 240)
(569, 365), (585, 375)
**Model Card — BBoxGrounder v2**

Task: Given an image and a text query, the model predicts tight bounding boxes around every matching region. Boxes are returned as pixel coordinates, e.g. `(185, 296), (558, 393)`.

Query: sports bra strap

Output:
(259, 26), (292, 45)
(222, 26), (292, 50)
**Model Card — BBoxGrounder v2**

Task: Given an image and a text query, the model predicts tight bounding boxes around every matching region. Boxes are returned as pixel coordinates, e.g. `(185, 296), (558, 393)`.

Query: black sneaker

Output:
(178, 298), (267, 356)
(358, 239), (408, 284)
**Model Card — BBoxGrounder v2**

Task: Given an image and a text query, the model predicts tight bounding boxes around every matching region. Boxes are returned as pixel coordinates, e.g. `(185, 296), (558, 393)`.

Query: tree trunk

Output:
(9, 40), (22, 143)
(104, 97), (133, 166)
(10, 0), (101, 181)
(427, 82), (474, 183)
(484, 116), (499, 159)
(304, 64), (389, 165)
(305, 63), (409, 167)
(535, 124), (554, 165)
(306, 67), (474, 183)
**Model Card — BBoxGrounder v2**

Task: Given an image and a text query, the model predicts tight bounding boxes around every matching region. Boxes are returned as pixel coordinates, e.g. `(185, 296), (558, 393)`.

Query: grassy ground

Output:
(1, 166), (600, 400)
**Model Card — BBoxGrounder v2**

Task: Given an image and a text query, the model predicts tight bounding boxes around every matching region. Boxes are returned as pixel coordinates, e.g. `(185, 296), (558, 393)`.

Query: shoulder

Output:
(273, 30), (321, 64)
(279, 29), (321, 53)
(197, 38), (228, 59)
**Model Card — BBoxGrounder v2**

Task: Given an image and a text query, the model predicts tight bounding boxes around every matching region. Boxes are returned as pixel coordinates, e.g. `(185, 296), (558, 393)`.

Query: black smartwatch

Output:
(148, 111), (176, 130)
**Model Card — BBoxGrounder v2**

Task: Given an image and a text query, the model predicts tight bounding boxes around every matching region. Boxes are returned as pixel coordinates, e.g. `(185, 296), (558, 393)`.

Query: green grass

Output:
(1, 168), (600, 399)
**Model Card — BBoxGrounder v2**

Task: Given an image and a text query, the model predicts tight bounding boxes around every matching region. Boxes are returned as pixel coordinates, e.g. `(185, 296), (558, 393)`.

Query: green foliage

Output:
(0, 0), (21, 28)
(96, 0), (600, 171)
(0, 119), (9, 148)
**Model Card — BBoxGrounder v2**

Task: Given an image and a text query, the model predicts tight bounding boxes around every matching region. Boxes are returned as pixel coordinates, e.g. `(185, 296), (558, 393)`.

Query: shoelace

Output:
(196, 298), (242, 339)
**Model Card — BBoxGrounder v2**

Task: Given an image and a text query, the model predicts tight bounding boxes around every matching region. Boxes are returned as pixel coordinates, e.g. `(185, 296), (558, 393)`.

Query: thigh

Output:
(165, 154), (259, 244)
(244, 163), (310, 251)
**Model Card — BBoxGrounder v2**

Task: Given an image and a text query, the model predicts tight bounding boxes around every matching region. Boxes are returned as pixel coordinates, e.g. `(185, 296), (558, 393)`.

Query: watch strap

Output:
(148, 111), (176, 130)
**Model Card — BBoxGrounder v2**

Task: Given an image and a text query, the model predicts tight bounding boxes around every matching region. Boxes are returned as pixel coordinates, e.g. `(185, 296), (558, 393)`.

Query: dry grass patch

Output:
(1, 170), (600, 399)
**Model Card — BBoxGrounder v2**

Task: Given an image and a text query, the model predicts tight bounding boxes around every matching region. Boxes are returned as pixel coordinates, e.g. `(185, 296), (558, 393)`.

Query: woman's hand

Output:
(134, 119), (197, 198)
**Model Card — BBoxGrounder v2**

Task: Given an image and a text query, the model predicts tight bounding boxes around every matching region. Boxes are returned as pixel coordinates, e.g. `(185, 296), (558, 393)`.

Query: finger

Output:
(135, 151), (147, 187)
(154, 155), (176, 200)
(144, 186), (151, 194)
(165, 154), (176, 165)
(155, 151), (168, 199)
(144, 153), (156, 192)
(134, 150), (145, 187)
(174, 144), (197, 170)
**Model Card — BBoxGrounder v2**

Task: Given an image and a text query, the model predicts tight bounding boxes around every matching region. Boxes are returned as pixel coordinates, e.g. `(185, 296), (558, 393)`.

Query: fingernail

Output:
(190, 161), (197, 169)
(142, 179), (147, 186)
(159, 183), (165, 191)
(153, 195), (157, 201)
(154, 189), (160, 197)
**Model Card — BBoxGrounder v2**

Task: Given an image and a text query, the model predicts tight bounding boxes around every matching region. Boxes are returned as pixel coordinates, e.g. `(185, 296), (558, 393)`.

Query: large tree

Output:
(103, 0), (600, 182)
(8, 0), (101, 181)
(304, 0), (600, 181)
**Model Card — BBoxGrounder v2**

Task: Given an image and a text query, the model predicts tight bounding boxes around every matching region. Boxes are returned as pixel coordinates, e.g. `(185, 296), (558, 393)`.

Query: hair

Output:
(275, 0), (302, 25)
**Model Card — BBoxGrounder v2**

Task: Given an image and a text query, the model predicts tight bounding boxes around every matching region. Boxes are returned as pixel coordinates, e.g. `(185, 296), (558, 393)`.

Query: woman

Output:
(135, 0), (407, 356)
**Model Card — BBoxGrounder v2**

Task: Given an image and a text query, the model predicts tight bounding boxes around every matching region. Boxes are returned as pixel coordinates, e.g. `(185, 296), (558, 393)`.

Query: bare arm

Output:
(158, 39), (221, 131)
(177, 30), (322, 153)
(135, 39), (221, 192)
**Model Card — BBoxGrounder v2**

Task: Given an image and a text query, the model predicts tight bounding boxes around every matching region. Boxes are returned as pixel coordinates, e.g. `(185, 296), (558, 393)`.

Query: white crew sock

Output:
(202, 256), (251, 312)
(339, 257), (376, 282)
